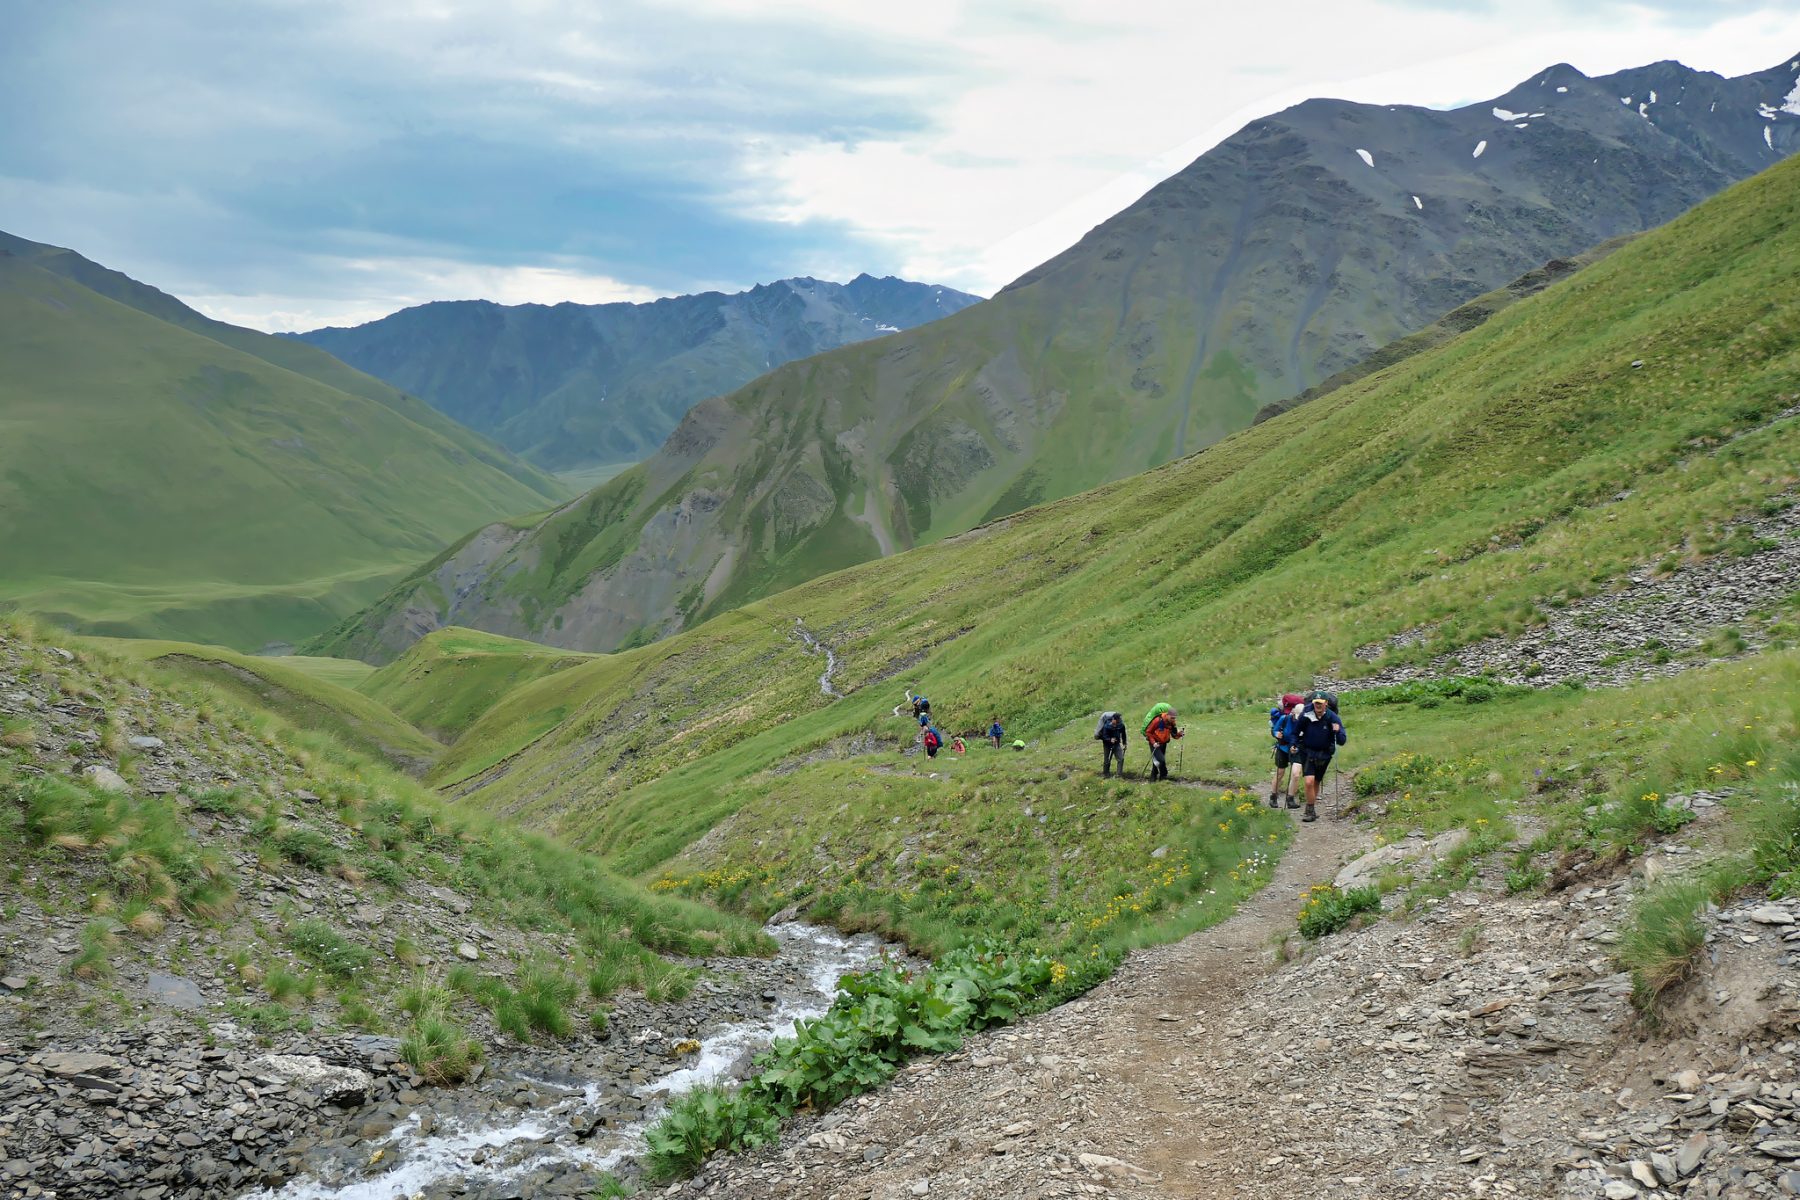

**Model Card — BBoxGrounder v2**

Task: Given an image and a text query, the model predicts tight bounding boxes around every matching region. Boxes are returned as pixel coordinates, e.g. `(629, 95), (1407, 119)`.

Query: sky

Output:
(2, 0), (1797, 331)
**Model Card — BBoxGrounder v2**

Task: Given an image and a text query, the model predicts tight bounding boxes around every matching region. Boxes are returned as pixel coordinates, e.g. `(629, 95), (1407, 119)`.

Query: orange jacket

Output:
(1146, 713), (1181, 746)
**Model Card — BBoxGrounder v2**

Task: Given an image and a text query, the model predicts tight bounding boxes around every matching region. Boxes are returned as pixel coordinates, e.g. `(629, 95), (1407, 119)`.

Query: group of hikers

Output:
(901, 692), (1015, 759)
(1091, 704), (1182, 782)
(899, 687), (1346, 825)
(1266, 691), (1347, 823)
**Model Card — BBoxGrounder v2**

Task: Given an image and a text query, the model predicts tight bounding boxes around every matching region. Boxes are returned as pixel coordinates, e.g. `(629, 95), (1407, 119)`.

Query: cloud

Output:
(1, 0), (1794, 327)
(186, 259), (666, 333)
(728, 0), (1800, 293)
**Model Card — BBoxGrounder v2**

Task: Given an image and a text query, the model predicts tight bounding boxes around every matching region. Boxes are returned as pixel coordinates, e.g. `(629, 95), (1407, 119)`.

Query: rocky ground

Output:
(689, 779), (1800, 1200)
(0, 631), (897, 1199)
(1341, 496), (1800, 691)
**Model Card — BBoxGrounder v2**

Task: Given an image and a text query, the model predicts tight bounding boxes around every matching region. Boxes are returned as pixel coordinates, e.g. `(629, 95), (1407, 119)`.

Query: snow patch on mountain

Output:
(1473, 140), (1488, 158)
(1355, 148), (1374, 167)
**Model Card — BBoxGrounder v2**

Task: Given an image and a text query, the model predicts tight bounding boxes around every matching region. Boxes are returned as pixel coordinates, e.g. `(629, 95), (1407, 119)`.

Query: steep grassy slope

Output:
(89, 638), (441, 774)
(359, 627), (595, 743)
(0, 242), (564, 649)
(313, 55), (1800, 661)
(0, 616), (769, 1077)
(295, 275), (981, 472)
(430, 152), (1800, 957)
(0, 231), (557, 499)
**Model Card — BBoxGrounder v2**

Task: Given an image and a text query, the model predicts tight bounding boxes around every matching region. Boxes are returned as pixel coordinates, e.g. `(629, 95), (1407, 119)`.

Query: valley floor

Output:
(696, 778), (1800, 1200)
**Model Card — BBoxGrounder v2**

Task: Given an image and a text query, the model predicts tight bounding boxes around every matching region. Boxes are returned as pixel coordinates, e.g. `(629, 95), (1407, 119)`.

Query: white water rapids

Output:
(246, 923), (884, 1199)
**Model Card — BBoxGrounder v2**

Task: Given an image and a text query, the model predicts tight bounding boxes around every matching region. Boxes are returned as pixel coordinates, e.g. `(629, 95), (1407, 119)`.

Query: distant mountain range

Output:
(291, 275), (981, 472)
(0, 231), (564, 649)
(307, 52), (1800, 663)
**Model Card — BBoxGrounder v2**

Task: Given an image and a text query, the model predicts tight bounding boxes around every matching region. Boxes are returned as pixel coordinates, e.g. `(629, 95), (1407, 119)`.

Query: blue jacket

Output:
(1293, 708), (1347, 752)
(1270, 708), (1295, 746)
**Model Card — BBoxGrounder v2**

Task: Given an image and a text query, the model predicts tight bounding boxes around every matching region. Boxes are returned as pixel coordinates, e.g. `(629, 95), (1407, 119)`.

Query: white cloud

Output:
(189, 258), (667, 332)
(8, 0), (1799, 323)
(717, 0), (1800, 294)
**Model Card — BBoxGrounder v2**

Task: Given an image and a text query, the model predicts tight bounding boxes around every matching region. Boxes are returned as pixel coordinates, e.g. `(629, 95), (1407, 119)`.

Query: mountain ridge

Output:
(309, 52), (1800, 663)
(0, 233), (565, 649)
(290, 273), (981, 472)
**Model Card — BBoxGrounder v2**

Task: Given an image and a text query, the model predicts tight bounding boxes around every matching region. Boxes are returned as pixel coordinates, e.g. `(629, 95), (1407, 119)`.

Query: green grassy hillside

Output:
(0, 243), (564, 649)
(310, 57), (1797, 662)
(430, 154), (1800, 964)
(90, 639), (441, 774)
(358, 627), (595, 743)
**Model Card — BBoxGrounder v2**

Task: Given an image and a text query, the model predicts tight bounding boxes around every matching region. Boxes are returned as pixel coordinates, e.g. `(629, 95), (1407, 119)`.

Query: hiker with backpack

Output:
(1292, 694), (1347, 822)
(1143, 704), (1182, 782)
(988, 717), (1004, 748)
(1268, 692), (1304, 809)
(923, 724), (944, 759)
(1095, 711), (1128, 777)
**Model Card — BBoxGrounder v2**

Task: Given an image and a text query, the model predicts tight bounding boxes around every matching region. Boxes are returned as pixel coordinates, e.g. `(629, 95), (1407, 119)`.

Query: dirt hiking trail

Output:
(699, 776), (1800, 1200)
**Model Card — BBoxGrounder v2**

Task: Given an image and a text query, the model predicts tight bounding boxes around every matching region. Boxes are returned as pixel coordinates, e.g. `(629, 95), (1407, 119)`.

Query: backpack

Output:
(923, 728), (941, 751)
(1142, 702), (1172, 736)
(914, 696), (931, 714)
(1095, 711), (1122, 738)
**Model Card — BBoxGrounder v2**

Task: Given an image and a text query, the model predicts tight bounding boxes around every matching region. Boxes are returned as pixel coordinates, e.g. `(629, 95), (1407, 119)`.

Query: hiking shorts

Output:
(1302, 750), (1334, 781)
(1274, 746), (1297, 770)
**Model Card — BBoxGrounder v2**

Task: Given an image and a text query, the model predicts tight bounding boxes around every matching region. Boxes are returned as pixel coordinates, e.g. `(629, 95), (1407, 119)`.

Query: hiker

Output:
(1095, 711), (1128, 777)
(1292, 694), (1347, 822)
(1143, 705), (1182, 782)
(1268, 692), (1304, 809)
(923, 724), (943, 759)
(952, 734), (967, 755)
(911, 694), (932, 720)
(988, 717), (1004, 748)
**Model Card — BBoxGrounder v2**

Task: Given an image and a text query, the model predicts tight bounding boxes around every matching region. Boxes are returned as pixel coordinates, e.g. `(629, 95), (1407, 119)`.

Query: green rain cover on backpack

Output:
(1142, 702), (1172, 735)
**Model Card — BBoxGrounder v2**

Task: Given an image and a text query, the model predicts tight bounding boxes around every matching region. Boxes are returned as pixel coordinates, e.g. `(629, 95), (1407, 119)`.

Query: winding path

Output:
(703, 778), (1364, 1197)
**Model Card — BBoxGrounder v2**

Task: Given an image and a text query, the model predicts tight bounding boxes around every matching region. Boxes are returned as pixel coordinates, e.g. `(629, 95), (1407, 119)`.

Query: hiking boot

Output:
(1267, 792), (1280, 808)
(1285, 796), (1300, 809)
(1302, 804), (1318, 822)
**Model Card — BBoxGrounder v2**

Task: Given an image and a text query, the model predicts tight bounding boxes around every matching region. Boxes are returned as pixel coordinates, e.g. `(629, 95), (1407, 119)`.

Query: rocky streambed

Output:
(3, 923), (890, 1200)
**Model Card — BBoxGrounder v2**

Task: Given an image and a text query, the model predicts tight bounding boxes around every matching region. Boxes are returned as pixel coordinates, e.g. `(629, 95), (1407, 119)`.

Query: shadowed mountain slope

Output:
(309, 54), (1800, 662)
(292, 275), (980, 472)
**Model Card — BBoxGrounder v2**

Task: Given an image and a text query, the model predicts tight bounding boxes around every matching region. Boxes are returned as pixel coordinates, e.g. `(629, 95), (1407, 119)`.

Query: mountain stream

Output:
(245, 922), (885, 1199)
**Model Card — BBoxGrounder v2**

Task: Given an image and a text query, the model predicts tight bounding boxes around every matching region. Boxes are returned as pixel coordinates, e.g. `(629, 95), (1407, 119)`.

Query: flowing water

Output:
(246, 923), (884, 1199)
(793, 618), (842, 699)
